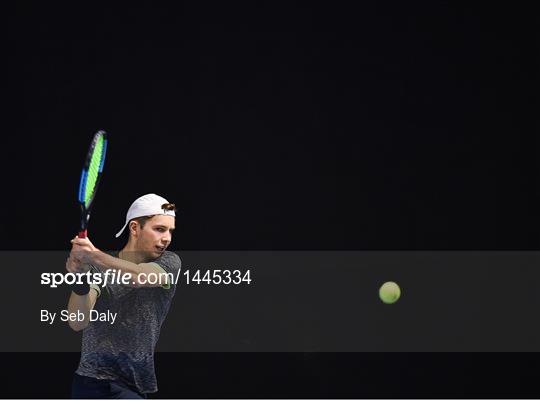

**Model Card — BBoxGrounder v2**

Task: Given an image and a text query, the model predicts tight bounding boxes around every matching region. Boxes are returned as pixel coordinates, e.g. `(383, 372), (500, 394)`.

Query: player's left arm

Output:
(70, 237), (175, 288)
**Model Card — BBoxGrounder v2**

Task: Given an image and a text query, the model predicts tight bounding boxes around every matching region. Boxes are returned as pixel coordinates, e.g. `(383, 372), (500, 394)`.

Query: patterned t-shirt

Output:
(76, 251), (181, 394)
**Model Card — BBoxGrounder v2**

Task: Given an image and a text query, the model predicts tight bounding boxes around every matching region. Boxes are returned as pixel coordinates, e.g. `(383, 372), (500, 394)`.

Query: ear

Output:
(129, 221), (139, 237)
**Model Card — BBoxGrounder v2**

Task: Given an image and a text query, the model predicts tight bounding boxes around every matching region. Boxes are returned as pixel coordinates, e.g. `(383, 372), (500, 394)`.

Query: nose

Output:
(162, 232), (172, 245)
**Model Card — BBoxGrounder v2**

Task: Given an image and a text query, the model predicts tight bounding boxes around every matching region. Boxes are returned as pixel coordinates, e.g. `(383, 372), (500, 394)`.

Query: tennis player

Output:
(66, 193), (181, 399)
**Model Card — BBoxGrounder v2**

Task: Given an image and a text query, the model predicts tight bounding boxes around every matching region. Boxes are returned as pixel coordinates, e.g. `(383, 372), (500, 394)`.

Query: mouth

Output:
(155, 245), (166, 253)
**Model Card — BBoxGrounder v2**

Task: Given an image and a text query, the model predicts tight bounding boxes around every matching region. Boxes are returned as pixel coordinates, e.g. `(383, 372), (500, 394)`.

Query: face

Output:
(130, 215), (175, 260)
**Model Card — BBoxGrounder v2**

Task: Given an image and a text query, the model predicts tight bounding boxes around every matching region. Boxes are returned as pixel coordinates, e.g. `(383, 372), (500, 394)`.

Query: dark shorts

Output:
(72, 373), (147, 399)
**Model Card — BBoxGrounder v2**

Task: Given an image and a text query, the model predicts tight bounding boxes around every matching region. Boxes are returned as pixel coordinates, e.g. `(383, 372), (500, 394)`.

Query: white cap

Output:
(115, 193), (176, 238)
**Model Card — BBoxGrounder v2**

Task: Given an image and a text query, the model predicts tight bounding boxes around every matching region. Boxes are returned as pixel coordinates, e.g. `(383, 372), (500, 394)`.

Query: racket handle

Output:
(78, 230), (87, 238)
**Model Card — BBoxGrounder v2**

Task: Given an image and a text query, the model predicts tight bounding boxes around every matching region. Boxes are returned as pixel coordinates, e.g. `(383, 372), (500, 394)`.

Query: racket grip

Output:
(78, 230), (87, 238)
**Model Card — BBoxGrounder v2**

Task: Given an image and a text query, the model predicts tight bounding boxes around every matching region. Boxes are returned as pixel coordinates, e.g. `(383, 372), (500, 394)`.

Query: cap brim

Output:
(115, 222), (128, 238)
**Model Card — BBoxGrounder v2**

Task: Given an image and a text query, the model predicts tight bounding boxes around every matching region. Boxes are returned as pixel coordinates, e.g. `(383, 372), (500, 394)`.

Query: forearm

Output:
(88, 250), (165, 287)
(91, 250), (142, 276)
(67, 290), (97, 331)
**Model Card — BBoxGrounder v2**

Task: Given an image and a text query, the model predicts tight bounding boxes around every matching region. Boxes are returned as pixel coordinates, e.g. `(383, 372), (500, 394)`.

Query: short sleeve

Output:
(90, 283), (101, 297)
(148, 251), (181, 289)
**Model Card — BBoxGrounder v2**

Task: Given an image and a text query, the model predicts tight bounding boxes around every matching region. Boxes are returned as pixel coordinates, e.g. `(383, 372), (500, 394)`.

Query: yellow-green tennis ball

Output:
(379, 281), (401, 304)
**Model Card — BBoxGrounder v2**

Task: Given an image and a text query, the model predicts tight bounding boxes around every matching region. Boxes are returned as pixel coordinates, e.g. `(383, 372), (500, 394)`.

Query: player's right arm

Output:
(67, 288), (98, 332)
(65, 254), (98, 332)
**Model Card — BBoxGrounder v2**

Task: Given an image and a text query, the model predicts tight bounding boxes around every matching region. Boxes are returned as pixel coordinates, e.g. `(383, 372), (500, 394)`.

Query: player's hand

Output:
(66, 254), (87, 273)
(71, 236), (97, 251)
(70, 236), (99, 265)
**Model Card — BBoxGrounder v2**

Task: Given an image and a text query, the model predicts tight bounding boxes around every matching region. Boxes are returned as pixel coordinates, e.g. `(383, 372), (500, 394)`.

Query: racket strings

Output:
(80, 132), (107, 209)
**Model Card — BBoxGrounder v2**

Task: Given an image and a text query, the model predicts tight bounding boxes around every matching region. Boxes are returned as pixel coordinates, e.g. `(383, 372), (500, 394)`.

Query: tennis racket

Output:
(77, 130), (108, 238)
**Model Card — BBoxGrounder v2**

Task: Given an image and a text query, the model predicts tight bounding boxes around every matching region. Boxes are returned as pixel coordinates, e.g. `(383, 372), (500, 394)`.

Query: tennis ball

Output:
(379, 281), (401, 304)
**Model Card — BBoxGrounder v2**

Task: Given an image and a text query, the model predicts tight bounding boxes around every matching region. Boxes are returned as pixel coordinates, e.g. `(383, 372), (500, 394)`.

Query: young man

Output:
(66, 193), (181, 399)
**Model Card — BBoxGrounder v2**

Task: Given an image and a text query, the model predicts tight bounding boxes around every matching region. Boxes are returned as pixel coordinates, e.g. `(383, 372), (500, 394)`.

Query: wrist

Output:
(71, 282), (90, 296)
(84, 248), (101, 265)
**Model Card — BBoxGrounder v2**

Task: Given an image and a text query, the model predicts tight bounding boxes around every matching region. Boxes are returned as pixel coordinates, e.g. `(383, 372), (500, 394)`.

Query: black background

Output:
(4, 1), (539, 398)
